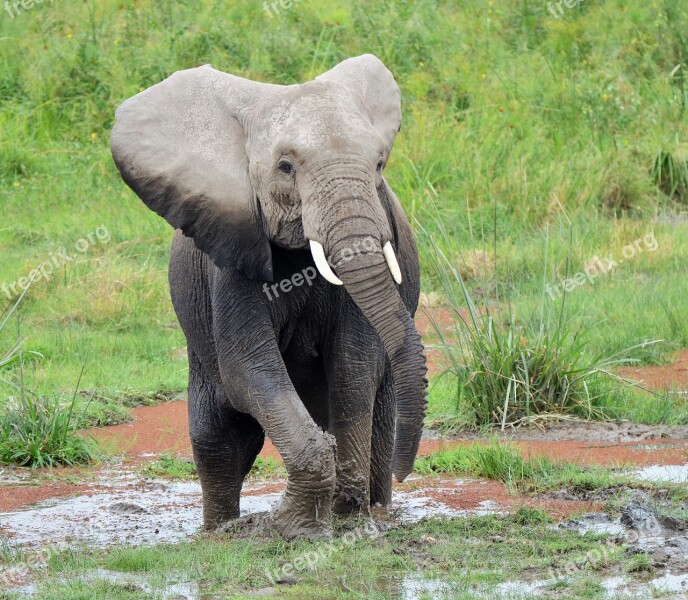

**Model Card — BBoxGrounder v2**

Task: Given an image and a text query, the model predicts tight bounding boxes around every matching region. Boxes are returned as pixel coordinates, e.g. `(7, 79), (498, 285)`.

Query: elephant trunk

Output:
(303, 173), (427, 481)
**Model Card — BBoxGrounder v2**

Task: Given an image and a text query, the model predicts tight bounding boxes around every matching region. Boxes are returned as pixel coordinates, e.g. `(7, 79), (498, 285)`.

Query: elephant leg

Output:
(370, 364), (395, 507)
(188, 350), (265, 529)
(326, 319), (384, 516)
(214, 324), (336, 538)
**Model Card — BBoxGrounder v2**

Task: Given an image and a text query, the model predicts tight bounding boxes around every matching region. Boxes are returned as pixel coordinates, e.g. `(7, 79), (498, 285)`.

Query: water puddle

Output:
(401, 574), (459, 599)
(0, 474), (493, 551)
(650, 571), (688, 594)
(493, 578), (553, 596)
(557, 513), (626, 537)
(391, 482), (502, 522)
(630, 464), (688, 484)
(0, 478), (280, 549)
(10, 569), (205, 599)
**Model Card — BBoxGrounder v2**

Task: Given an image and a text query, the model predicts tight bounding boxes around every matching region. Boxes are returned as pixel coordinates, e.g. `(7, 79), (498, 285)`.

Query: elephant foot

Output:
(215, 511), (271, 535)
(271, 432), (337, 540)
(271, 486), (334, 540)
(333, 478), (370, 516)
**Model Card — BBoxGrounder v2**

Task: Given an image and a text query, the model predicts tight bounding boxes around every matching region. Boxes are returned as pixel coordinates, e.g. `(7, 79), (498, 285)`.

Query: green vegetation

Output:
(0, 392), (97, 467)
(142, 454), (286, 481)
(141, 453), (197, 481)
(248, 456), (287, 479)
(414, 438), (634, 494)
(0, 297), (97, 467)
(6, 511), (642, 599)
(421, 219), (688, 427)
(1, 0), (687, 424)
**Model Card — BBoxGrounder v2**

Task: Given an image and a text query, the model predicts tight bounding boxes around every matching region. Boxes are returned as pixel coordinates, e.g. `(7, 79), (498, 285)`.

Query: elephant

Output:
(109, 54), (427, 539)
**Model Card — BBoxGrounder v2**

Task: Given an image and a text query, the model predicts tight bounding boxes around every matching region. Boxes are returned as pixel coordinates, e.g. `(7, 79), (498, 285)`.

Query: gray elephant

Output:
(110, 54), (427, 539)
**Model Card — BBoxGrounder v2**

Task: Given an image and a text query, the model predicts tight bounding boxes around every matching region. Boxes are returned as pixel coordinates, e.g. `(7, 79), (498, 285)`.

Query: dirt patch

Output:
(405, 477), (602, 520)
(459, 420), (688, 443)
(619, 349), (688, 392)
(84, 402), (688, 474)
(415, 306), (455, 339)
(85, 400), (192, 458)
(0, 481), (100, 513)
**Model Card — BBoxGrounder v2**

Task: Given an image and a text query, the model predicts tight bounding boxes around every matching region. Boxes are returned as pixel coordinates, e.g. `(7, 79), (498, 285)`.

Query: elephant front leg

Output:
(326, 322), (385, 516)
(217, 334), (336, 538)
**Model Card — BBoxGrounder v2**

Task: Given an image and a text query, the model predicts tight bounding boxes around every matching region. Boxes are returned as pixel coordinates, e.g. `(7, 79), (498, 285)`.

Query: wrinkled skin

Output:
(110, 55), (427, 539)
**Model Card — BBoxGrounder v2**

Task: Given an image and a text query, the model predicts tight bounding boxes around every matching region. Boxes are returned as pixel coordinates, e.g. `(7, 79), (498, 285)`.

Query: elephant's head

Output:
(110, 55), (426, 481)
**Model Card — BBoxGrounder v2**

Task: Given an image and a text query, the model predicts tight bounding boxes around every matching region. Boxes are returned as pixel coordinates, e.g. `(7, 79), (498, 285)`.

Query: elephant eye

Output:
(278, 160), (294, 175)
(377, 159), (384, 172)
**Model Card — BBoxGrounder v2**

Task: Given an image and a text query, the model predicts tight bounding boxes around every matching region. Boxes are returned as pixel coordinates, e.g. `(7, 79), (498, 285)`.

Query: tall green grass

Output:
(420, 213), (668, 427)
(1, 0), (687, 412)
(0, 294), (97, 467)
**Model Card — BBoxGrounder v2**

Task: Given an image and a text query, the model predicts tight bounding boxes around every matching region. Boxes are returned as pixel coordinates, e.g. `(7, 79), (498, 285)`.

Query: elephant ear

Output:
(317, 54), (402, 160)
(110, 65), (278, 281)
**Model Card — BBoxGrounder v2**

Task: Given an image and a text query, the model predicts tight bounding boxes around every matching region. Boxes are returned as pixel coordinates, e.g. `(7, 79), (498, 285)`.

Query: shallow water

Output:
(0, 475), (495, 550)
(650, 571), (688, 594)
(401, 574), (459, 599)
(630, 464), (688, 484)
(0, 478), (281, 548)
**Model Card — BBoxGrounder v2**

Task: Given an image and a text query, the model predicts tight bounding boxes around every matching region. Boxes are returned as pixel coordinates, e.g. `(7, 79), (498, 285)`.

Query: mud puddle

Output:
(0, 471), (507, 551)
(631, 463), (688, 484)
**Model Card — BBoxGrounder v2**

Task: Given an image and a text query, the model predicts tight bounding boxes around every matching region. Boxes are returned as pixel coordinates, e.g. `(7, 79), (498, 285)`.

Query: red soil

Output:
(424, 481), (601, 520)
(85, 401), (688, 469)
(0, 481), (98, 513)
(618, 349), (688, 391)
(419, 437), (688, 468)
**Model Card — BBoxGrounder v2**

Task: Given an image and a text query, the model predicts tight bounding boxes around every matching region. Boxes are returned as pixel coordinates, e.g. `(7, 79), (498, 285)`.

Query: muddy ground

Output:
(1, 402), (687, 597)
(1, 333), (687, 597)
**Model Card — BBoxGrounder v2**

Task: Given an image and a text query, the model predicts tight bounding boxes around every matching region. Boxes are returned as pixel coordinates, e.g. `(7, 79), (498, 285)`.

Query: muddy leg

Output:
(326, 323), (384, 516)
(188, 351), (264, 529)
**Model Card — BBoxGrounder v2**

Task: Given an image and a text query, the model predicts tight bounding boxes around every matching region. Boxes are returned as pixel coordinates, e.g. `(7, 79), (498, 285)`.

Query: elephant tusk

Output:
(309, 240), (343, 286)
(383, 241), (403, 284)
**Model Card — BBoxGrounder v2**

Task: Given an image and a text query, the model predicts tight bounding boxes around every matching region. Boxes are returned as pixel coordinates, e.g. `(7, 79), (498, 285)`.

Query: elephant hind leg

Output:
(187, 350), (265, 529)
(370, 365), (394, 507)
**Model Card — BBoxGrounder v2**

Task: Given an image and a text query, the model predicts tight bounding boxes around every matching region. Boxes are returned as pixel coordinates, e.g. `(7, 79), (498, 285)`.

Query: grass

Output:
(0, 295), (98, 467)
(1, 1), (687, 423)
(141, 454), (286, 481)
(2, 510), (645, 599)
(0, 393), (98, 467)
(414, 438), (635, 495)
(141, 453), (197, 481)
(420, 215), (682, 427)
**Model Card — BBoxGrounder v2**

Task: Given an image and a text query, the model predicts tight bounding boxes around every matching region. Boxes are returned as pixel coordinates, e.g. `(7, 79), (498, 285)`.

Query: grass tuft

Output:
(415, 439), (635, 495)
(0, 393), (97, 468)
(0, 296), (98, 468)
(420, 215), (660, 428)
